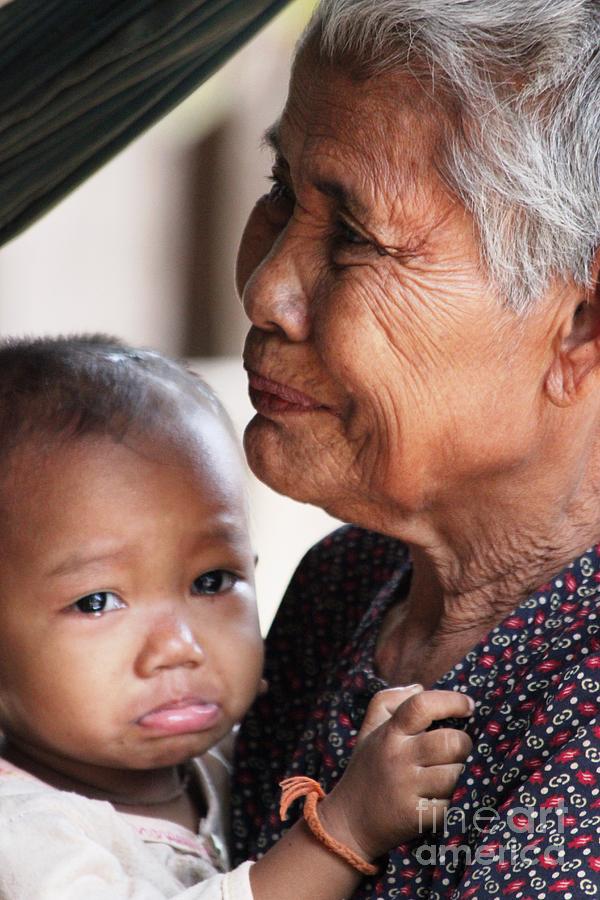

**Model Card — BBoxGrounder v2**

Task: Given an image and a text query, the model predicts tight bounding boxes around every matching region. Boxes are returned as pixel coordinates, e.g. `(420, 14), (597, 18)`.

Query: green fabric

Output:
(0, 0), (290, 246)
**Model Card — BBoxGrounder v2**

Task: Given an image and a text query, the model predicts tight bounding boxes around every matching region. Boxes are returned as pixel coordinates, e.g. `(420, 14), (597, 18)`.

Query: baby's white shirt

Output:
(0, 749), (253, 899)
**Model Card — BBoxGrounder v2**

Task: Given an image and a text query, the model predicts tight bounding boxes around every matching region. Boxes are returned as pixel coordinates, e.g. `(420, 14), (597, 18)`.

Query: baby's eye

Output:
(192, 571), (237, 596)
(72, 591), (125, 616)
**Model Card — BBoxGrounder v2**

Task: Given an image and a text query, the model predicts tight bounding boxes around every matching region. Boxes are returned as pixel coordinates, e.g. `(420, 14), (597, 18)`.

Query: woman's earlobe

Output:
(545, 352), (575, 407)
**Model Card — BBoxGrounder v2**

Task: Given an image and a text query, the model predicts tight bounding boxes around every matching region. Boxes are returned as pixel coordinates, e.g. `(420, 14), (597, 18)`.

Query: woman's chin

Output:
(243, 413), (418, 524)
(244, 414), (333, 506)
(245, 421), (299, 498)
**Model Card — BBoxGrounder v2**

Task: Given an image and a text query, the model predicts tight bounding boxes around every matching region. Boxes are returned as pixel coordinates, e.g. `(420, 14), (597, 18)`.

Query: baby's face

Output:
(0, 410), (263, 781)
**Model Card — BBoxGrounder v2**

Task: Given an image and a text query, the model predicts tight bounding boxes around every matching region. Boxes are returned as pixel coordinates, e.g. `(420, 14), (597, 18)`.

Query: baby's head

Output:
(0, 335), (263, 788)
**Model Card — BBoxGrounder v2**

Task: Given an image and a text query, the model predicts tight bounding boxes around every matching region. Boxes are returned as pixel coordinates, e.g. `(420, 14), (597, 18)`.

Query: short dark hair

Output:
(0, 334), (229, 462)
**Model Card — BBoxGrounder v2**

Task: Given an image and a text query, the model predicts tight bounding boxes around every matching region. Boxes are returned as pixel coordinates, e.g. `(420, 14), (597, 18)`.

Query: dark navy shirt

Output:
(232, 526), (600, 898)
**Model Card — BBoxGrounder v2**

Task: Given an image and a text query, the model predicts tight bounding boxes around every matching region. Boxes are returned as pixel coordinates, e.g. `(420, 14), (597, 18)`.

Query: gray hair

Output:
(306, 0), (600, 312)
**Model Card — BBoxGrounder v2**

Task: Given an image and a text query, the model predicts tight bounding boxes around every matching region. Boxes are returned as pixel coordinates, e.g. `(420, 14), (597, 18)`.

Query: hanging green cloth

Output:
(0, 0), (291, 246)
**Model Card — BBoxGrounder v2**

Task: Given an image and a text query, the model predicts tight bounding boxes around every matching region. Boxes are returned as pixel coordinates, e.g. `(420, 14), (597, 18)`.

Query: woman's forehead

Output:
(273, 50), (453, 239)
(278, 50), (441, 183)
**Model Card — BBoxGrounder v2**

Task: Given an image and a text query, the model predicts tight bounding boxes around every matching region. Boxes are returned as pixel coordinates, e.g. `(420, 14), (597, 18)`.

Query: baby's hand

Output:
(319, 686), (473, 862)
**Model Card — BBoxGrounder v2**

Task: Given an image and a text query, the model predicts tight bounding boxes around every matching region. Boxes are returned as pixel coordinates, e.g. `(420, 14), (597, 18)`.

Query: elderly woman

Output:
(231, 0), (600, 897)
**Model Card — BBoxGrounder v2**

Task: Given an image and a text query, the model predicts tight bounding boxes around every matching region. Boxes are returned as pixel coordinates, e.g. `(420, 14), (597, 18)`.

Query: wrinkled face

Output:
(237, 49), (561, 532)
(0, 414), (262, 779)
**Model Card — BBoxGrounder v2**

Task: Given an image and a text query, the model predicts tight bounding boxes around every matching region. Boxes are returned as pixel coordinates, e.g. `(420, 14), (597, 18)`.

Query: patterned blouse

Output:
(232, 526), (600, 899)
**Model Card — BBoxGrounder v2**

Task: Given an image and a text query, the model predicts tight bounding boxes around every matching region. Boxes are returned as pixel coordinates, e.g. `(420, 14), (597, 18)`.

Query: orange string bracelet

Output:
(279, 776), (378, 877)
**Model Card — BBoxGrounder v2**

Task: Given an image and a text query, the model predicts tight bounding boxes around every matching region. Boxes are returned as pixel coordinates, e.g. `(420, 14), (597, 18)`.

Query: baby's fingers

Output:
(412, 728), (473, 766)
(418, 763), (464, 800)
(357, 684), (423, 741)
(391, 690), (474, 736)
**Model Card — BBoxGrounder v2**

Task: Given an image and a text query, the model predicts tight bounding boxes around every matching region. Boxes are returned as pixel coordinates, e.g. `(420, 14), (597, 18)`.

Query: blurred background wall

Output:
(0, 0), (339, 632)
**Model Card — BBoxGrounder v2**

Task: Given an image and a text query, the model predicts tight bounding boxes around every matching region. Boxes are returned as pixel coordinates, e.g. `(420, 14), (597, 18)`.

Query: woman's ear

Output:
(545, 253), (600, 407)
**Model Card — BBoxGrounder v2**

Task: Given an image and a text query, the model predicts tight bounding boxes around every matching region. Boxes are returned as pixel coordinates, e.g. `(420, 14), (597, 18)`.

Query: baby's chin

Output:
(125, 733), (226, 770)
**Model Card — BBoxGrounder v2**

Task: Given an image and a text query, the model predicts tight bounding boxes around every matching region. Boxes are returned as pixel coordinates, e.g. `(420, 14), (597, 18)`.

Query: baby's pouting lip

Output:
(136, 696), (222, 735)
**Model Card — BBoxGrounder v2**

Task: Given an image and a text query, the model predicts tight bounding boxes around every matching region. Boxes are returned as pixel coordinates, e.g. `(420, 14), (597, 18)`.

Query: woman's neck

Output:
(376, 458), (600, 687)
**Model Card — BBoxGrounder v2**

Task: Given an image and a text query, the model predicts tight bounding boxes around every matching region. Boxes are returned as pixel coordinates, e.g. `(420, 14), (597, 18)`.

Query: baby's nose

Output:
(135, 614), (204, 676)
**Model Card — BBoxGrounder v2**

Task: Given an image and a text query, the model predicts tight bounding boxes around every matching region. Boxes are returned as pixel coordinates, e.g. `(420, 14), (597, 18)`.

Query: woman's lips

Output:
(137, 699), (221, 736)
(247, 370), (330, 415)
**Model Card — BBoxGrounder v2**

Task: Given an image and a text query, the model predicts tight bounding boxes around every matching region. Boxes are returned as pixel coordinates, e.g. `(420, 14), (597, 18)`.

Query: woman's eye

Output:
(267, 174), (295, 206)
(71, 591), (125, 616)
(192, 570), (237, 596)
(335, 218), (370, 246)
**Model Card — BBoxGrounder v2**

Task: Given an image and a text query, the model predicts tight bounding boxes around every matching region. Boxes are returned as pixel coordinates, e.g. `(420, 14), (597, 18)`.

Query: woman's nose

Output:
(237, 212), (311, 342)
(135, 614), (204, 677)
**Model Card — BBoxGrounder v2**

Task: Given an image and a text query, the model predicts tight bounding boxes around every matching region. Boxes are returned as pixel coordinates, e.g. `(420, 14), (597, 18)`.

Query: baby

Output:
(0, 336), (473, 899)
